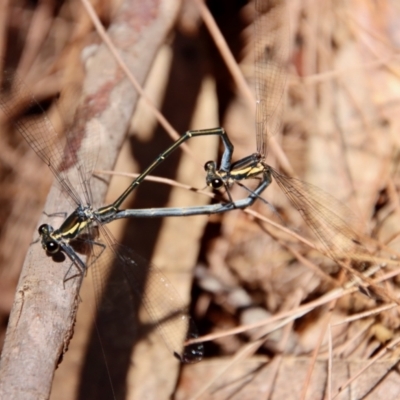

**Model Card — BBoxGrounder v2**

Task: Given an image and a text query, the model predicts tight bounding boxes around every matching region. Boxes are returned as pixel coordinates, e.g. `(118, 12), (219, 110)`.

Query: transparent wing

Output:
(0, 70), (98, 207)
(254, 0), (289, 156)
(269, 166), (384, 265)
(90, 223), (204, 364)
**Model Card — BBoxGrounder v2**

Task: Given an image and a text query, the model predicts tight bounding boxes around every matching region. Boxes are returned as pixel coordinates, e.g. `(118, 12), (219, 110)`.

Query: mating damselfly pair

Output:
(1, 0), (398, 385)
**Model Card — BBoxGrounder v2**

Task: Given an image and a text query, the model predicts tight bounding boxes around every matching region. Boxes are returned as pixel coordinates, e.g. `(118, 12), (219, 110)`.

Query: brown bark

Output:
(0, 1), (180, 398)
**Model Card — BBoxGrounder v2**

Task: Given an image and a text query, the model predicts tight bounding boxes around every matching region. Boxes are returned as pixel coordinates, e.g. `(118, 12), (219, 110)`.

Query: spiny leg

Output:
(61, 239), (106, 285)
(43, 211), (68, 219)
(62, 243), (87, 287)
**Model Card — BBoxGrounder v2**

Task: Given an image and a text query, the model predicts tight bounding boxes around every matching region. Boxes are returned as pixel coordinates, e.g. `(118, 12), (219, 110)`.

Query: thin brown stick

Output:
(80, 0), (201, 167)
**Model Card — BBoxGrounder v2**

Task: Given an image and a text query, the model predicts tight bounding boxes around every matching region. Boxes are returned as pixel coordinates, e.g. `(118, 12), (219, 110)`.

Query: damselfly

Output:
(0, 71), (209, 363)
(0, 25), (276, 363)
(112, 0), (398, 286)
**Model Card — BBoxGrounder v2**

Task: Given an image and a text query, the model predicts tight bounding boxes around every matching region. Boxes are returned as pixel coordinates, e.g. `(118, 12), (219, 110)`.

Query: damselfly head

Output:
(204, 160), (224, 189)
(38, 224), (60, 254)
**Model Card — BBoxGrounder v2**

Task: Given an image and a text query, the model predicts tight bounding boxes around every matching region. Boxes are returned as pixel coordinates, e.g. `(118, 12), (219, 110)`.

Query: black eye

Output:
(38, 224), (47, 234)
(45, 240), (59, 254)
(204, 161), (215, 171)
(211, 178), (223, 189)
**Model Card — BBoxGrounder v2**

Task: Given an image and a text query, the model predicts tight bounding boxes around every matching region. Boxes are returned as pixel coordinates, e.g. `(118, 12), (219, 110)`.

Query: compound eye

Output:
(45, 240), (59, 254)
(211, 178), (223, 189)
(204, 161), (215, 171)
(38, 224), (47, 234)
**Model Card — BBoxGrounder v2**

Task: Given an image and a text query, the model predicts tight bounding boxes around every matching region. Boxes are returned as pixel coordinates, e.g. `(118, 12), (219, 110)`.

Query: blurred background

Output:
(1, 0), (400, 398)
